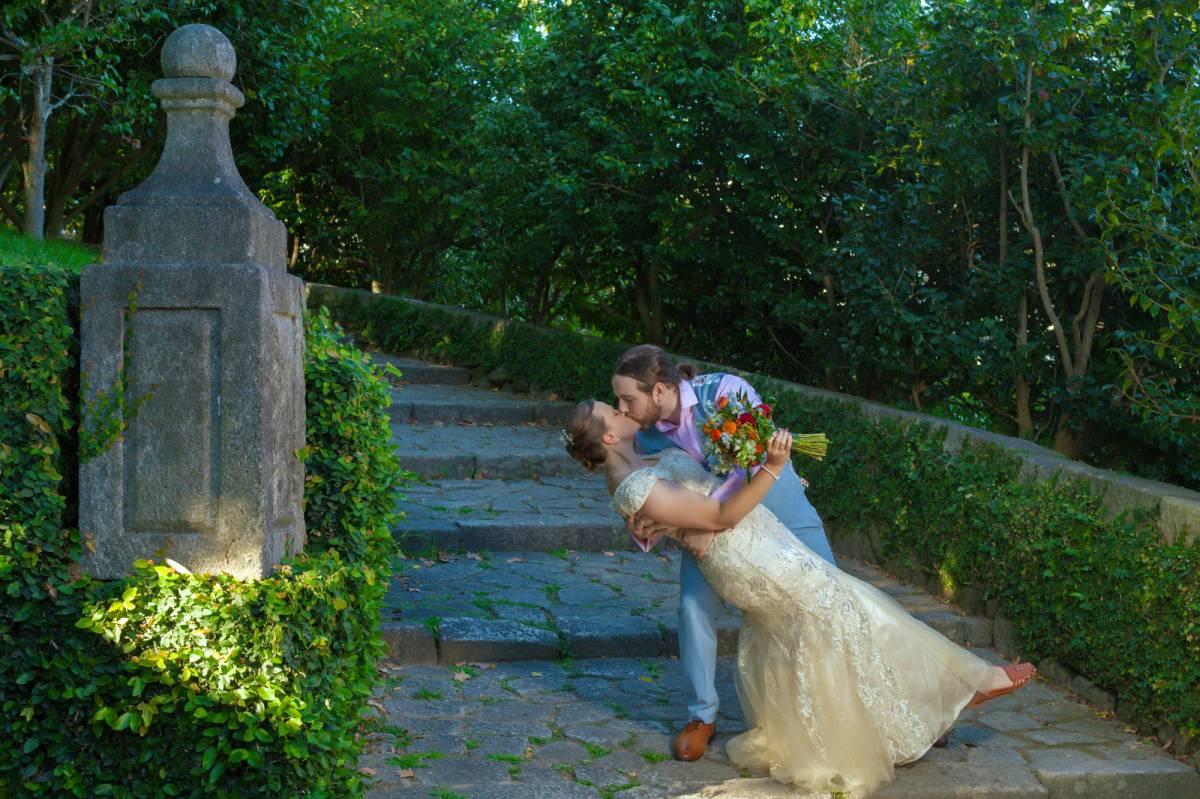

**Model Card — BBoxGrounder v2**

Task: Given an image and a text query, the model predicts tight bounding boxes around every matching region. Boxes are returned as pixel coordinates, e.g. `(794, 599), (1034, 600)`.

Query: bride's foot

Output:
(967, 663), (1036, 709)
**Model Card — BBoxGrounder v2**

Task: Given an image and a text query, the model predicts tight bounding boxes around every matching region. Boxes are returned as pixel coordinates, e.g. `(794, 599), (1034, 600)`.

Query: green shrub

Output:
(313, 286), (1200, 744)
(309, 286), (627, 400)
(0, 246), (81, 585)
(1, 242), (405, 797)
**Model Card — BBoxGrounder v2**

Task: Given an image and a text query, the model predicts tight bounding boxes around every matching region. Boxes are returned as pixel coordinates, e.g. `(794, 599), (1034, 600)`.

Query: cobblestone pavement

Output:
(360, 656), (1192, 799)
(363, 351), (1199, 798)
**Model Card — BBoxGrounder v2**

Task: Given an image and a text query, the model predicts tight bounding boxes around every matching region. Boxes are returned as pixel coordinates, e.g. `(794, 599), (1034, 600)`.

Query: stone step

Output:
(382, 551), (992, 665)
(369, 351), (472, 385)
(362, 656), (1199, 799)
(395, 477), (629, 552)
(390, 383), (573, 426)
(392, 422), (580, 480)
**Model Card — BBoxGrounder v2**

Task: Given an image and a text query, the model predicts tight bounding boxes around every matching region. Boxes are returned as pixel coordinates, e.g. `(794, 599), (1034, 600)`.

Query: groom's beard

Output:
(636, 396), (663, 430)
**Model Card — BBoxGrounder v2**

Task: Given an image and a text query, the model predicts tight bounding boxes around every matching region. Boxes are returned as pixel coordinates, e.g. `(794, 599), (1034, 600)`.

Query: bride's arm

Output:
(637, 431), (792, 532)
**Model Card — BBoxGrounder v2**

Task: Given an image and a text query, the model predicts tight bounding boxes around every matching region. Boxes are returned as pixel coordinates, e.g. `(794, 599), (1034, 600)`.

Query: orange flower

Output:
(708, 429), (721, 442)
(745, 428), (758, 440)
(722, 421), (738, 435)
(717, 396), (729, 409)
(755, 444), (764, 454)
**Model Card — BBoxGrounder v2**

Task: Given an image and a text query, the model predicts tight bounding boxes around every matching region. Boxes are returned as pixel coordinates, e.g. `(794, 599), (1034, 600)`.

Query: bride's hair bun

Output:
(564, 400), (607, 471)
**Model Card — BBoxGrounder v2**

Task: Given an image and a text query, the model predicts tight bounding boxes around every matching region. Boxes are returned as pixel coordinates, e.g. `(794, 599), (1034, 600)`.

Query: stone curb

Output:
(395, 449), (579, 480)
(369, 351), (471, 385)
(395, 520), (632, 553)
(380, 617), (742, 665)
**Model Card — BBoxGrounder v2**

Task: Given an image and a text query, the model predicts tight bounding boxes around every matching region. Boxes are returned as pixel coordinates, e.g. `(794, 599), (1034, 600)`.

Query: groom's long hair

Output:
(614, 344), (697, 394)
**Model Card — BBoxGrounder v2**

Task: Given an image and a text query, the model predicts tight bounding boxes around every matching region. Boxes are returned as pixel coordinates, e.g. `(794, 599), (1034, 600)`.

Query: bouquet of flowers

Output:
(701, 392), (827, 478)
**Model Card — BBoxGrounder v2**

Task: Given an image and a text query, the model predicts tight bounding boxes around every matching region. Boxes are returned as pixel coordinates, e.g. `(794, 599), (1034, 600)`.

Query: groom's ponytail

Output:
(615, 344), (698, 393)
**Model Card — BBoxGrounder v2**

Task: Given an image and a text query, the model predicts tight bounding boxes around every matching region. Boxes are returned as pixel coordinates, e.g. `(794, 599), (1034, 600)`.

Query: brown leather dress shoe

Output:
(673, 719), (716, 761)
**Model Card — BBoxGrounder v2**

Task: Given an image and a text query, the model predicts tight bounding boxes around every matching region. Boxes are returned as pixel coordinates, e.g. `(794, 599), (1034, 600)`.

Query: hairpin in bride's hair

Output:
(559, 429), (575, 448)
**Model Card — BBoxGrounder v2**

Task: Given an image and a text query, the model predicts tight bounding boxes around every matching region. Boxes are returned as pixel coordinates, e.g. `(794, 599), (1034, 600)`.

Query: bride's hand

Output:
(766, 429), (792, 469)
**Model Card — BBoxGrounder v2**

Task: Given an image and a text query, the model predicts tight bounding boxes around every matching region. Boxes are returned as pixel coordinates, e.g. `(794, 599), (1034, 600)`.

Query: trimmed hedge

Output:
(1, 242), (404, 797)
(312, 285), (1200, 748)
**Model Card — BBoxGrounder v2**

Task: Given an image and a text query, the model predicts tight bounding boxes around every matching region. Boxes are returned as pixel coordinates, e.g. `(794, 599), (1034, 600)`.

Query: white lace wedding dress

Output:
(613, 448), (992, 797)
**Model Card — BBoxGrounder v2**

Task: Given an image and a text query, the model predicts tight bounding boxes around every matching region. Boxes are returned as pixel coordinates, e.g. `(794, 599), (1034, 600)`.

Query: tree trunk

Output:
(633, 259), (665, 345)
(81, 194), (111, 245)
(1015, 292), (1035, 438)
(1053, 417), (1087, 459)
(999, 133), (1035, 438)
(21, 57), (53, 239)
(45, 111), (107, 239)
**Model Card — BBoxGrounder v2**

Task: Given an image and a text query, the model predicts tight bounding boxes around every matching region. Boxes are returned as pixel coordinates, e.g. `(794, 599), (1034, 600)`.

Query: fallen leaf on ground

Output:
(359, 767), (376, 776)
(468, 662), (495, 670)
(507, 557), (527, 563)
(452, 671), (471, 682)
(398, 768), (416, 779)
(466, 552), (483, 561)
(601, 551), (615, 557)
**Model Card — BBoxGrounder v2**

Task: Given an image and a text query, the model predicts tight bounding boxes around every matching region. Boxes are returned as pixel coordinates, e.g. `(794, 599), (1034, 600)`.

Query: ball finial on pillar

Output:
(161, 23), (237, 82)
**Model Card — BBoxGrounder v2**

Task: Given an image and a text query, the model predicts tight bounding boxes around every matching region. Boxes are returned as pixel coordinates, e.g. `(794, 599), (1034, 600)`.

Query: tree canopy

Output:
(3, 0), (1197, 487)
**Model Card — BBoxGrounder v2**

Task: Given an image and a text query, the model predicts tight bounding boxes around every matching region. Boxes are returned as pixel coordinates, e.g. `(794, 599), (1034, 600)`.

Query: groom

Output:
(612, 344), (837, 761)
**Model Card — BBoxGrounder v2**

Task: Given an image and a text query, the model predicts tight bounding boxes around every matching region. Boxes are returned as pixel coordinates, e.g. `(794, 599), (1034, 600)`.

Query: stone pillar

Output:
(79, 24), (305, 580)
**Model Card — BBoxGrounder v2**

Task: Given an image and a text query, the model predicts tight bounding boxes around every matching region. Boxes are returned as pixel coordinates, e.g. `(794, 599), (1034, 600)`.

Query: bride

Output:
(563, 399), (1035, 797)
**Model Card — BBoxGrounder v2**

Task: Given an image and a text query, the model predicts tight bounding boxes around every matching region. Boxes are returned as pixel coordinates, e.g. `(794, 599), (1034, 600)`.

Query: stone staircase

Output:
(362, 352), (1198, 799)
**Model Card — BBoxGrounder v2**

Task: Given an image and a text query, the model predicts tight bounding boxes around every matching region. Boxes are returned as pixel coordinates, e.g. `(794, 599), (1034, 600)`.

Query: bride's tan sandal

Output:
(966, 663), (1036, 709)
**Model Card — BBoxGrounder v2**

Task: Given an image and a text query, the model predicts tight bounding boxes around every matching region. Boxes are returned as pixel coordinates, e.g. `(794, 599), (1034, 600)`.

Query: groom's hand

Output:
(628, 511), (673, 541)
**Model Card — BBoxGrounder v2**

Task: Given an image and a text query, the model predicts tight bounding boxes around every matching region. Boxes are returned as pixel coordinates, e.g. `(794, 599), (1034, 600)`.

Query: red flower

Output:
(758, 403), (772, 417)
(738, 412), (754, 425)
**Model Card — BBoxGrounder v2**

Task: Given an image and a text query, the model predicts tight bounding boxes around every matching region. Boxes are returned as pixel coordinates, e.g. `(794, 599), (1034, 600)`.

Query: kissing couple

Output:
(562, 344), (1034, 797)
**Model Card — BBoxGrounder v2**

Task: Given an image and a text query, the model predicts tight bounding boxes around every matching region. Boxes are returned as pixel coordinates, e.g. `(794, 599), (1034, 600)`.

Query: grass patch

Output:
(487, 754), (523, 764)
(602, 781), (643, 799)
(414, 688), (444, 701)
(582, 743), (611, 759)
(640, 750), (669, 764)
(388, 751), (444, 769)
(430, 789), (468, 799)
(465, 738), (480, 751)
(604, 699), (629, 719)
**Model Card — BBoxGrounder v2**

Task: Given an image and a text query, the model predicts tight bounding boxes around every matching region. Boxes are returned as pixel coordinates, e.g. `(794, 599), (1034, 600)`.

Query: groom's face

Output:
(612, 375), (663, 430)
